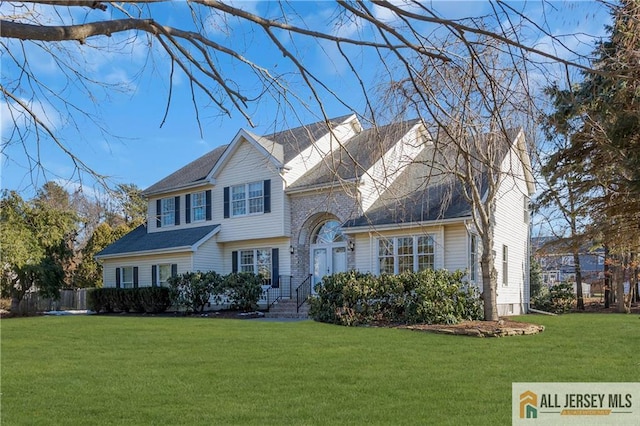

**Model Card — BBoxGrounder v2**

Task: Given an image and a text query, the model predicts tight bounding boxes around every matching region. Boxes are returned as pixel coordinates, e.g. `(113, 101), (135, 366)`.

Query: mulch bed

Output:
(399, 320), (545, 338)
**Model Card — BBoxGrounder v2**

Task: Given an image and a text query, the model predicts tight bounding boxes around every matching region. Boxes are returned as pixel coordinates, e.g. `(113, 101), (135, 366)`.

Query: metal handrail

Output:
(264, 276), (285, 310)
(295, 274), (313, 313)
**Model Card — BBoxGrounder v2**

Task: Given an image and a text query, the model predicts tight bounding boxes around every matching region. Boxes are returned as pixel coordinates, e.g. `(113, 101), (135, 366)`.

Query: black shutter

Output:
(232, 251), (238, 273)
(151, 265), (157, 287)
(185, 194), (191, 224)
(156, 200), (162, 228)
(263, 179), (271, 213)
(133, 267), (139, 288)
(271, 248), (279, 288)
(171, 264), (178, 277)
(223, 187), (230, 218)
(205, 190), (212, 221)
(174, 196), (180, 225)
(115, 268), (121, 288)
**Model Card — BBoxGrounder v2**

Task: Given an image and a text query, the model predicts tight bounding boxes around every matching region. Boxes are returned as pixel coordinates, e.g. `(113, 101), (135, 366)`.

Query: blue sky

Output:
(0, 1), (611, 199)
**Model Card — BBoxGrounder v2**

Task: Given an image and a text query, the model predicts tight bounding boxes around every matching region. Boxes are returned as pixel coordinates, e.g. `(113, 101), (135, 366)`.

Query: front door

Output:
(311, 244), (347, 292)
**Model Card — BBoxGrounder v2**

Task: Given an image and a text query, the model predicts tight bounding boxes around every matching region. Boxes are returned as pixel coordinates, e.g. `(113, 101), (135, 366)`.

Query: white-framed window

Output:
(191, 191), (206, 222)
(161, 197), (175, 226)
(239, 248), (272, 283)
(377, 235), (435, 274)
(121, 266), (134, 289)
(231, 185), (246, 216)
(469, 234), (478, 282)
(231, 181), (264, 216)
(502, 245), (509, 286)
(158, 264), (172, 286)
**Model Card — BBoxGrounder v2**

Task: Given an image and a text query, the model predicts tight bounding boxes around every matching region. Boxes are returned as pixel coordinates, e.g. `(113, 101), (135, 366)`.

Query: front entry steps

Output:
(265, 299), (310, 319)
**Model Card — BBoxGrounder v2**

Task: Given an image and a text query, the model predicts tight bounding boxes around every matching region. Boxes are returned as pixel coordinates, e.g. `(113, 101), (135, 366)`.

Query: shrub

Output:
(222, 272), (262, 312)
(167, 271), (223, 314)
(531, 282), (575, 314)
(309, 269), (483, 326)
(87, 287), (171, 314)
(138, 287), (172, 313)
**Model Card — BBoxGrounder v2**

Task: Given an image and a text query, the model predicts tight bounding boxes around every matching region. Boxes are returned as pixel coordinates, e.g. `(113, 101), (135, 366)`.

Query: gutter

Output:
(342, 215), (473, 233)
(95, 245), (194, 261)
(285, 177), (361, 195)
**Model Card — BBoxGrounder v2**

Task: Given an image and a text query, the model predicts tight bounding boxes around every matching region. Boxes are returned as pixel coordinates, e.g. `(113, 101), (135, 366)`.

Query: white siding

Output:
(493, 137), (532, 315)
(102, 253), (193, 288)
(443, 224), (468, 272)
(192, 237), (223, 273)
(214, 140), (287, 243)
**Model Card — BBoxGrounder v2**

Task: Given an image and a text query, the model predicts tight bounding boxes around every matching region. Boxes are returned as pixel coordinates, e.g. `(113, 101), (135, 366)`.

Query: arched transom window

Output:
(313, 220), (345, 244)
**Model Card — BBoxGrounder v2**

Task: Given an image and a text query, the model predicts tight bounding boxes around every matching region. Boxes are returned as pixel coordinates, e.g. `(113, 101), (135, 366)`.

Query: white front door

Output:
(311, 244), (347, 292)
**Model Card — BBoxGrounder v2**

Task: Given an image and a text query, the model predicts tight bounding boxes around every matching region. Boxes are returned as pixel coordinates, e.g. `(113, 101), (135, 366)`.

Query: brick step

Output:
(265, 299), (309, 319)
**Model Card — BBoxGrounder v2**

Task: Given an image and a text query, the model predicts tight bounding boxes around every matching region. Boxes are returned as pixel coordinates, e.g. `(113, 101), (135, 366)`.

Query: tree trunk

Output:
(615, 266), (628, 313)
(480, 248), (499, 321)
(573, 251), (584, 310)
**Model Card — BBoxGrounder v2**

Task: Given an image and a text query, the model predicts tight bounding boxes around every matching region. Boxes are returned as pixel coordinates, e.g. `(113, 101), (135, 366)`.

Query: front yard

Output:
(1, 314), (637, 425)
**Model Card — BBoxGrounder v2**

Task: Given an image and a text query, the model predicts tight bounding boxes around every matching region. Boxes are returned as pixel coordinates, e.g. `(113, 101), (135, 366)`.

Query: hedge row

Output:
(87, 287), (171, 314)
(309, 270), (483, 326)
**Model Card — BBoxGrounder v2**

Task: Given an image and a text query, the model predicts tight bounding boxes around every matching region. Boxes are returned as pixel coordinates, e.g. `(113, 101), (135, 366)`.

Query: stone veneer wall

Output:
(288, 187), (362, 288)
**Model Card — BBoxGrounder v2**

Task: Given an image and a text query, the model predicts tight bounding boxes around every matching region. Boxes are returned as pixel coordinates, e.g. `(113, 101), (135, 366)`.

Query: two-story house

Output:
(96, 114), (535, 315)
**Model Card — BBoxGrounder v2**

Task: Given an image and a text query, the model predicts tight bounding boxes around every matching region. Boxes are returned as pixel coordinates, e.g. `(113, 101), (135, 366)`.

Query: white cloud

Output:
(0, 97), (61, 135)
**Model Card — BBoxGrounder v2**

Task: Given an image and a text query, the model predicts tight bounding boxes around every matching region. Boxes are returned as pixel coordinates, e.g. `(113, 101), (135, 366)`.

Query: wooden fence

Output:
(16, 288), (89, 315)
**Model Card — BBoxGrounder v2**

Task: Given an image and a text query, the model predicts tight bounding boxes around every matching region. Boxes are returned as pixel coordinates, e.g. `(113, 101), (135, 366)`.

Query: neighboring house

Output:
(96, 114), (535, 315)
(532, 237), (605, 295)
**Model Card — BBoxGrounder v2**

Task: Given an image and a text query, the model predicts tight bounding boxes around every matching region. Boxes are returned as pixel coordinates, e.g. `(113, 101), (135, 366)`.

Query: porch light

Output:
(289, 245), (294, 254)
(348, 240), (355, 251)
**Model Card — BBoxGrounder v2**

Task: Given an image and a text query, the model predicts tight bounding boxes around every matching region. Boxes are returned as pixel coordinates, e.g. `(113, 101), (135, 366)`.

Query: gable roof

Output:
(95, 224), (220, 259)
(290, 119), (421, 189)
(265, 114), (355, 163)
(142, 145), (228, 196)
(343, 127), (528, 229)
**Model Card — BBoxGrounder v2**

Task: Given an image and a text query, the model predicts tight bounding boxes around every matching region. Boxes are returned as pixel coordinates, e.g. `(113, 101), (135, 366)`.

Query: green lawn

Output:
(1, 314), (638, 425)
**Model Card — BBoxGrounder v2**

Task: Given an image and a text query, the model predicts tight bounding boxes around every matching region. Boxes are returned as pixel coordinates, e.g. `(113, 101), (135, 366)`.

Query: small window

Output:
(232, 185), (246, 216)
(469, 235), (477, 282)
(161, 198), (175, 226)
(238, 249), (272, 284)
(158, 264), (172, 287)
(191, 191), (206, 222)
(417, 235), (435, 271)
(378, 238), (395, 275)
(122, 266), (134, 289)
(397, 237), (414, 273)
(502, 245), (509, 286)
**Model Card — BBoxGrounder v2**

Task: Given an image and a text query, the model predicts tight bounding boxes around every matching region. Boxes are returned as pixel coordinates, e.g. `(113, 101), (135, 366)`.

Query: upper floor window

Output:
(224, 180), (271, 218)
(377, 235), (435, 275)
(161, 197), (175, 227)
(191, 191), (206, 222)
